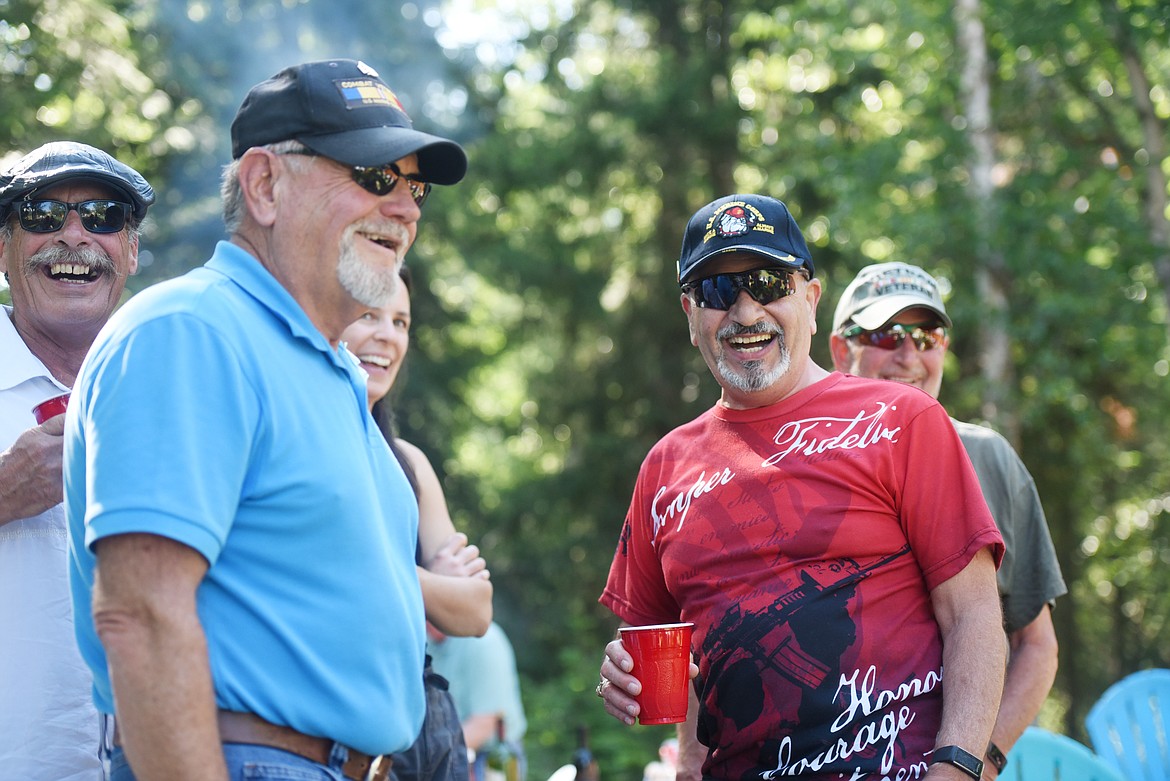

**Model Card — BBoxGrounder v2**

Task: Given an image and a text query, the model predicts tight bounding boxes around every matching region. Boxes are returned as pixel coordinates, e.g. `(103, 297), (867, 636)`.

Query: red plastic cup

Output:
(619, 622), (694, 725)
(32, 393), (70, 424)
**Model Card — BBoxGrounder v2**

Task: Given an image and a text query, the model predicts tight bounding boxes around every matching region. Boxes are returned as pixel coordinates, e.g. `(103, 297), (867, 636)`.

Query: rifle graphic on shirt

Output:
(705, 546), (911, 690)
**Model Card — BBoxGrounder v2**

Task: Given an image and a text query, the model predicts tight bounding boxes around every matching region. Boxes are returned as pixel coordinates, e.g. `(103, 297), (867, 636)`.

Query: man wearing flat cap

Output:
(63, 59), (468, 781)
(596, 195), (1007, 780)
(0, 140), (153, 780)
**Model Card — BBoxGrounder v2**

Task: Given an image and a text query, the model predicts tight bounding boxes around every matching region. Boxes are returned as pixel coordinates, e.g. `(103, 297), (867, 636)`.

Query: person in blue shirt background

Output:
(429, 620), (528, 781)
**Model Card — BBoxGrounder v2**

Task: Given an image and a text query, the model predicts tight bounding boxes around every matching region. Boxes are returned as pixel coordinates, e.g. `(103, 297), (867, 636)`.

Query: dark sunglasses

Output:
(282, 150), (431, 207)
(842, 322), (948, 351)
(683, 268), (805, 310)
(17, 199), (132, 234)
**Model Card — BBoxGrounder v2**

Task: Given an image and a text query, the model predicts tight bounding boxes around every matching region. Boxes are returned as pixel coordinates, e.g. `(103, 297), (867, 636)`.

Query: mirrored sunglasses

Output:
(683, 268), (804, 310)
(283, 150), (431, 207)
(842, 322), (948, 351)
(17, 199), (132, 234)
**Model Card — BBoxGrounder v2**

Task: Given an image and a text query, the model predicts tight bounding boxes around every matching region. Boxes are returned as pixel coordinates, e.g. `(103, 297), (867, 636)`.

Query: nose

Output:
(890, 335), (923, 362)
(56, 210), (94, 244)
(727, 289), (766, 325)
(381, 184), (422, 223)
(365, 315), (394, 343)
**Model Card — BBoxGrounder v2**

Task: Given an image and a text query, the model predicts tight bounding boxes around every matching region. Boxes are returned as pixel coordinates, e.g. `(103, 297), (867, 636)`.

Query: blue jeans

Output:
(108, 743), (349, 780)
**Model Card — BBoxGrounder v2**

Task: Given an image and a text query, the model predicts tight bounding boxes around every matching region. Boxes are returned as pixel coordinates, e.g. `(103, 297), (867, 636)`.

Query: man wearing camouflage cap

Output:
(0, 140), (154, 780)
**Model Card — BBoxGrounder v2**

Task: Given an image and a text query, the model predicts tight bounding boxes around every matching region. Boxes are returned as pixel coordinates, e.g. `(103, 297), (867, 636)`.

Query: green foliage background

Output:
(4, 0), (1168, 778)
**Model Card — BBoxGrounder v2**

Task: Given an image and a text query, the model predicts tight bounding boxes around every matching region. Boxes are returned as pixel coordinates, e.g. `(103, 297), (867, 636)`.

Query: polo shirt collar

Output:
(205, 241), (349, 365)
(0, 305), (57, 393)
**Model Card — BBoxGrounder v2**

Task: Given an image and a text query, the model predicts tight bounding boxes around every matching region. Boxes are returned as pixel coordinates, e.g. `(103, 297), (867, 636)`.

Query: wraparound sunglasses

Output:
(841, 322), (948, 351)
(281, 150), (431, 207)
(683, 268), (805, 310)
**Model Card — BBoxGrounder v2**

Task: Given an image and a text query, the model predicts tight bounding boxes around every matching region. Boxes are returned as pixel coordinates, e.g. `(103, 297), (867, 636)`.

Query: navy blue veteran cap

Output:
(678, 194), (814, 284)
(0, 141), (154, 221)
(231, 59), (468, 185)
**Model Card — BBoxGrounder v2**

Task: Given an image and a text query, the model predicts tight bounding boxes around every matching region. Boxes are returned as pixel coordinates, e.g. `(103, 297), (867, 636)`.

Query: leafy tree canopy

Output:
(3, 1), (1168, 777)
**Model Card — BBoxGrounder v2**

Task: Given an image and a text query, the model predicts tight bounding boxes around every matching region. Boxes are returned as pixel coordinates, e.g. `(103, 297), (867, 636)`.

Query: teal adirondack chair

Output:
(1086, 668), (1170, 781)
(1002, 726), (1125, 781)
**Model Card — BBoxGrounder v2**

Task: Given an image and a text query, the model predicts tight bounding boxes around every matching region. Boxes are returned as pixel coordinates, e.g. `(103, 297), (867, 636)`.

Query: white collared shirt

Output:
(0, 305), (103, 780)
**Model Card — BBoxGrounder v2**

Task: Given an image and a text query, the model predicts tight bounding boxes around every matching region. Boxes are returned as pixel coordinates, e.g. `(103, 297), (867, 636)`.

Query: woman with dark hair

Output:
(342, 266), (492, 781)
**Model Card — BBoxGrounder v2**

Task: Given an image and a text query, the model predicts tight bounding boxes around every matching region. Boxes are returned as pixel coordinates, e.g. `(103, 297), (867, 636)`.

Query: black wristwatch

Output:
(930, 745), (984, 779)
(985, 741), (1008, 773)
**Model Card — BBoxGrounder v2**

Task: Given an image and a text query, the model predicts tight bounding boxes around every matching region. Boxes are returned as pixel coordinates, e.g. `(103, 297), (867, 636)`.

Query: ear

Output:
(681, 292), (700, 347)
(829, 333), (852, 372)
(126, 231), (140, 275)
(237, 148), (280, 228)
(804, 277), (822, 334)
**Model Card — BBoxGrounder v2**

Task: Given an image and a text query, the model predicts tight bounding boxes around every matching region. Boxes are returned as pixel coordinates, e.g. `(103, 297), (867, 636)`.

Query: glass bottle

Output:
(486, 715), (520, 781)
(571, 725), (599, 781)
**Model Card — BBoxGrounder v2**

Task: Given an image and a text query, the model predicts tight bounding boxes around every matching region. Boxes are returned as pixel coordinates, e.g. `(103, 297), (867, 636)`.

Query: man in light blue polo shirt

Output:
(64, 59), (467, 781)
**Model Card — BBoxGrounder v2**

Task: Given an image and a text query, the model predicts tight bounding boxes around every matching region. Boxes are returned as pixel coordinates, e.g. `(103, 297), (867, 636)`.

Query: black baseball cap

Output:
(230, 59), (468, 185)
(0, 141), (155, 221)
(678, 194), (814, 284)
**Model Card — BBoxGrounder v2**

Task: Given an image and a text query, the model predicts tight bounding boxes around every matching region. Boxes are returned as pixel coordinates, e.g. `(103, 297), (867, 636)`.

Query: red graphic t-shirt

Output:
(601, 372), (1003, 780)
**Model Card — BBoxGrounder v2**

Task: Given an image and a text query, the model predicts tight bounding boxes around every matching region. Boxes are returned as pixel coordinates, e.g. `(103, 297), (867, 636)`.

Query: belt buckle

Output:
(365, 755), (392, 781)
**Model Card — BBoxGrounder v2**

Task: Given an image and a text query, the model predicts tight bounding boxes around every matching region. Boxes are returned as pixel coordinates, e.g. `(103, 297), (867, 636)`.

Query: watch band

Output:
(931, 745), (984, 779)
(985, 741), (1008, 773)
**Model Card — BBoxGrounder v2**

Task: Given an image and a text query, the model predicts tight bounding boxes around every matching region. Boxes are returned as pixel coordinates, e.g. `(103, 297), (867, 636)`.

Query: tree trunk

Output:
(953, 0), (1017, 442)
(1102, 0), (1170, 343)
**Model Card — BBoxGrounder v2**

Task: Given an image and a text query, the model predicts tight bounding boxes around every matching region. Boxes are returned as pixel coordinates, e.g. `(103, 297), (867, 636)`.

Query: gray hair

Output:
(220, 139), (313, 233)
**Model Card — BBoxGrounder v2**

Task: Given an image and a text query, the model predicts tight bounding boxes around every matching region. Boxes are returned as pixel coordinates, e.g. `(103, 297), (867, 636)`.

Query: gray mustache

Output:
(25, 244), (118, 277)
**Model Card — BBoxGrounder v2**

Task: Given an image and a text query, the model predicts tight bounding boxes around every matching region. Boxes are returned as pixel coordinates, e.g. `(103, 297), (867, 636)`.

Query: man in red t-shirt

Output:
(596, 194), (1006, 781)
